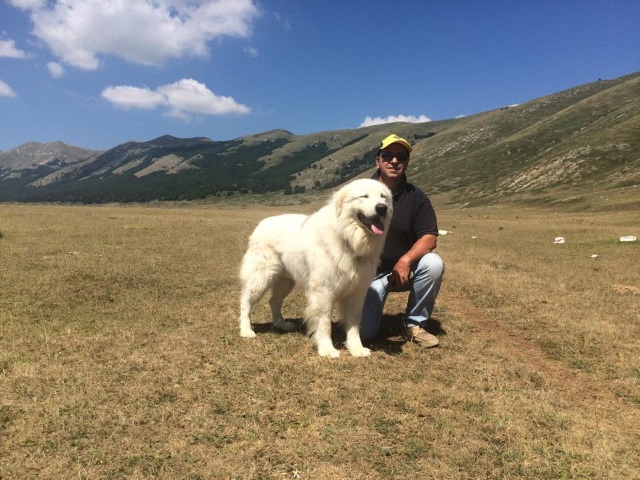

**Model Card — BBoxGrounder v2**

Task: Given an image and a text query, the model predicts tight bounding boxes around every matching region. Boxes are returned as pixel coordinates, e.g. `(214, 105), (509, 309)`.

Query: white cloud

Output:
(101, 85), (166, 110)
(101, 78), (250, 120)
(9, 0), (260, 70)
(47, 61), (65, 78)
(10, 0), (46, 8)
(0, 39), (29, 58)
(359, 114), (432, 128)
(244, 46), (259, 58)
(274, 12), (291, 32)
(0, 80), (17, 97)
(159, 79), (251, 119)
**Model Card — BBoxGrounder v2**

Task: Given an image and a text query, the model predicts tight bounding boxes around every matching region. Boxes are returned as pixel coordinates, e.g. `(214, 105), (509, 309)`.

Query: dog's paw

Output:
(273, 320), (296, 332)
(348, 346), (371, 357)
(317, 345), (341, 358)
(240, 328), (256, 338)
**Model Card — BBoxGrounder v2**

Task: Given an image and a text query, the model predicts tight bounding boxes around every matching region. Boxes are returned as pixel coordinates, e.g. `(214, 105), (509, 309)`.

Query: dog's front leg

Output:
(340, 291), (371, 357)
(305, 287), (339, 358)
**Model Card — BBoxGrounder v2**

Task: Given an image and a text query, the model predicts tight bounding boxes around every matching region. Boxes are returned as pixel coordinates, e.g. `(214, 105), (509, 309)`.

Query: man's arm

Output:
(389, 234), (438, 287)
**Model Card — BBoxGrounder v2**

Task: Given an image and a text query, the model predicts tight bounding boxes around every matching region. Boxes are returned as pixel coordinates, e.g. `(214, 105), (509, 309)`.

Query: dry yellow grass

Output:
(0, 202), (638, 479)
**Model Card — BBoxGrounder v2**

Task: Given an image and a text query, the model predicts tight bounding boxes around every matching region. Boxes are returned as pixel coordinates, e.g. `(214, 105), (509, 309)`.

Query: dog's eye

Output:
(360, 194), (369, 199)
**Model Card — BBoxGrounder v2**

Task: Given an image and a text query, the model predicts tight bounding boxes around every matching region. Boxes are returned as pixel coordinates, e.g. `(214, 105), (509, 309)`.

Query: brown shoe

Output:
(406, 325), (439, 348)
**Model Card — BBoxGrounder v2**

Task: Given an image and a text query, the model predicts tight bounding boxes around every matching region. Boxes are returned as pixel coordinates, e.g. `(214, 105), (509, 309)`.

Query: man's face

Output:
(376, 143), (410, 180)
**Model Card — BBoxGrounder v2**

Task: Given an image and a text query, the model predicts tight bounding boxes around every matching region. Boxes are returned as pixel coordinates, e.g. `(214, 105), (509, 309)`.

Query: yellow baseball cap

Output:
(379, 134), (412, 153)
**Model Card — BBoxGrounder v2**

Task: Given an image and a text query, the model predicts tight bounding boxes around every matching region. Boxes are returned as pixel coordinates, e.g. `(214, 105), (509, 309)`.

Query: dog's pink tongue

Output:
(372, 224), (384, 235)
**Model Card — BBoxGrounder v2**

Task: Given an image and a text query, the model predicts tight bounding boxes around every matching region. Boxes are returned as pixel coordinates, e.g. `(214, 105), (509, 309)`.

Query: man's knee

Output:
(416, 252), (444, 279)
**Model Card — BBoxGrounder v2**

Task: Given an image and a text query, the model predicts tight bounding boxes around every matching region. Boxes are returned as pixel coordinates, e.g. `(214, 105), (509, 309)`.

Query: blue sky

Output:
(1, 0), (639, 152)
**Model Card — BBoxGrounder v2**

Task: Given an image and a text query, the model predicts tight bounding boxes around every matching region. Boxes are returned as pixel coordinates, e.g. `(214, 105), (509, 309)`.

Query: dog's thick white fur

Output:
(238, 179), (393, 358)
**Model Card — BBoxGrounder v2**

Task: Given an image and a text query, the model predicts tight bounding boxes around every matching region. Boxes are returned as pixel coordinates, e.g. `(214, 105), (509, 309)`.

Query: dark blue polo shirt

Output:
(373, 172), (439, 273)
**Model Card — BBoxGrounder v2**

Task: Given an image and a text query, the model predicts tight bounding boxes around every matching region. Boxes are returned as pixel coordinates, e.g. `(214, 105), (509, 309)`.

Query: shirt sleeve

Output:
(414, 190), (439, 238)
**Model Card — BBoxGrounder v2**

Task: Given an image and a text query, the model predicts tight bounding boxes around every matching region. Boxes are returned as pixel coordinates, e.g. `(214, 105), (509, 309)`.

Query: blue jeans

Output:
(360, 253), (444, 342)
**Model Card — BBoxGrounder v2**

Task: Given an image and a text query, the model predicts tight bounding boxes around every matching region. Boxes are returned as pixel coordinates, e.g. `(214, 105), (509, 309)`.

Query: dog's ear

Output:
(333, 188), (347, 217)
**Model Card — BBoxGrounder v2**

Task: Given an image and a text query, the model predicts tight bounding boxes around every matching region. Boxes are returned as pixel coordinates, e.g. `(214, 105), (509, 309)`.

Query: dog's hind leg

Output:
(239, 251), (280, 338)
(339, 291), (371, 357)
(269, 276), (296, 332)
(239, 280), (265, 338)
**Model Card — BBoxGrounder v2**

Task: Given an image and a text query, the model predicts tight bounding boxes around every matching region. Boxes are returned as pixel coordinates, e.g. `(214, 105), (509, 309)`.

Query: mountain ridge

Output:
(1, 72), (638, 208)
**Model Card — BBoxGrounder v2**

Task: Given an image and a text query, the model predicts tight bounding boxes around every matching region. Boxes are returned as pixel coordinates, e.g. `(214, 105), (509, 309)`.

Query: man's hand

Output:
(389, 234), (438, 288)
(390, 258), (412, 288)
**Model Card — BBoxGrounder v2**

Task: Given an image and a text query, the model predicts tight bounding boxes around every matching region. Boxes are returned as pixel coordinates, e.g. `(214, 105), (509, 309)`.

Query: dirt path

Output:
(440, 289), (639, 416)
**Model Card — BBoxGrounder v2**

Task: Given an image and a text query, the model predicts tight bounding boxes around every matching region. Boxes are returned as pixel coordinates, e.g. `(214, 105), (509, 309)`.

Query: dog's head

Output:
(334, 179), (393, 239)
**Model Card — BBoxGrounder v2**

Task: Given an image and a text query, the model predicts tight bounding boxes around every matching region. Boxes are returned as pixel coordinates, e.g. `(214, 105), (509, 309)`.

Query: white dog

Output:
(238, 179), (393, 358)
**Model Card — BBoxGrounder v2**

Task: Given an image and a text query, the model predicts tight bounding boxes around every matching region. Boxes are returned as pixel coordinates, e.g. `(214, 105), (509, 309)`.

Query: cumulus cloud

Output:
(0, 80), (17, 97)
(0, 39), (29, 58)
(101, 78), (250, 120)
(359, 114), (432, 128)
(47, 61), (65, 78)
(101, 85), (166, 110)
(9, 0), (260, 70)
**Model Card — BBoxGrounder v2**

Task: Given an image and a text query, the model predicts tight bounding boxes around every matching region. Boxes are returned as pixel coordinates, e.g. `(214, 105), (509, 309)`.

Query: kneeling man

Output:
(361, 134), (444, 347)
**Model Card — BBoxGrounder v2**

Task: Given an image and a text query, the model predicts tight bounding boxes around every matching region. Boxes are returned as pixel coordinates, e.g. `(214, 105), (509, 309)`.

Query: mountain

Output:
(0, 141), (100, 179)
(1, 72), (638, 208)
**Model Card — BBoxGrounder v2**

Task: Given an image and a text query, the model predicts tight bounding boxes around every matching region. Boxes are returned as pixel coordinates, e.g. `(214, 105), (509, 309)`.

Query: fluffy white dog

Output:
(238, 179), (393, 357)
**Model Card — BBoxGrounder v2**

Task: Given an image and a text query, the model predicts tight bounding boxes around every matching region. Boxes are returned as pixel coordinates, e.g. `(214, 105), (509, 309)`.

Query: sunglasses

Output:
(379, 151), (410, 162)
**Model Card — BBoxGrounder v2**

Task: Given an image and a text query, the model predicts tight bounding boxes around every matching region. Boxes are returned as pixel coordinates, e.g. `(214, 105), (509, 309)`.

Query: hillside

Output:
(1, 72), (638, 207)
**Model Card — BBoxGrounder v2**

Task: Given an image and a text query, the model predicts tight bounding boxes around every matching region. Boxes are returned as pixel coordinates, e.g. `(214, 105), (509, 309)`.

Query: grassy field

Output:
(0, 201), (638, 479)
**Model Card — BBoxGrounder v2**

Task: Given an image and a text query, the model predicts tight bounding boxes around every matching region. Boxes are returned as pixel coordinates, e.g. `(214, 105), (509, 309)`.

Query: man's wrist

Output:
(397, 256), (412, 268)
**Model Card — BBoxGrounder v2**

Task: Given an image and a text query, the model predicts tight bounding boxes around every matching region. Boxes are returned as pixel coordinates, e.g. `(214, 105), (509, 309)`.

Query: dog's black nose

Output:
(375, 203), (388, 217)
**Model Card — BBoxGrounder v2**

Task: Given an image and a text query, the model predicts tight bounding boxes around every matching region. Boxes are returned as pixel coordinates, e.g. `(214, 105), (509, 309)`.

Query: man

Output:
(360, 134), (444, 347)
